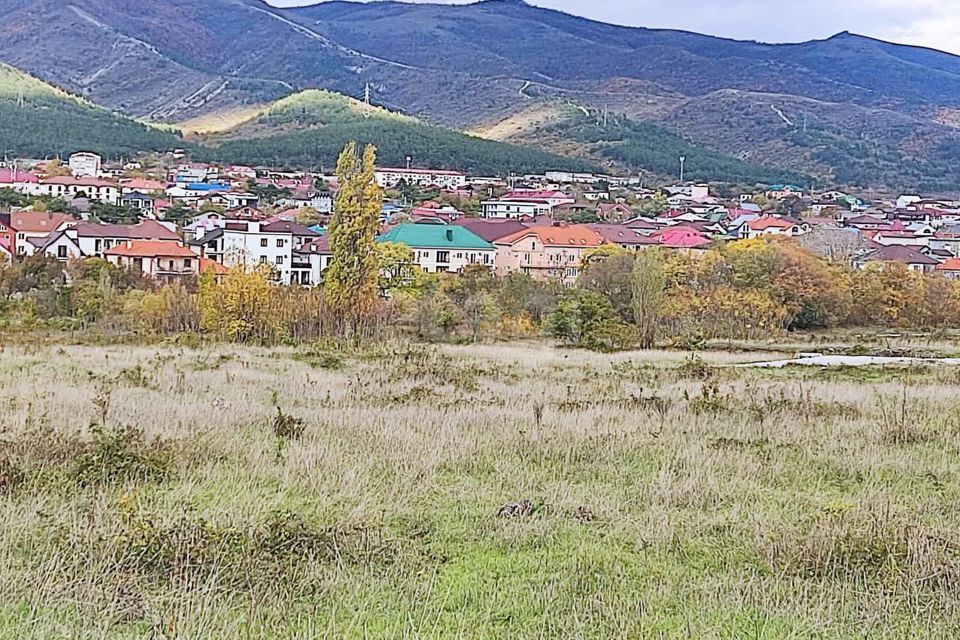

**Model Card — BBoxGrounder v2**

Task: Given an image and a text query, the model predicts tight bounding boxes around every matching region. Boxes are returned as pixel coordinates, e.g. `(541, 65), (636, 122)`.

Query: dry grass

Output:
(2, 341), (960, 637)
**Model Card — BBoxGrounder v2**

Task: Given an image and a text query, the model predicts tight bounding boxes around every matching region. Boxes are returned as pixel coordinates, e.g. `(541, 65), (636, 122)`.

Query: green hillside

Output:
(0, 64), (183, 159)
(194, 90), (600, 175)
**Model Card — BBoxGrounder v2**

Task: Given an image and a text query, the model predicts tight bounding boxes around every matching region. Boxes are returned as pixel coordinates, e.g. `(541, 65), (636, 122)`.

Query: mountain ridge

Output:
(2, 0), (960, 188)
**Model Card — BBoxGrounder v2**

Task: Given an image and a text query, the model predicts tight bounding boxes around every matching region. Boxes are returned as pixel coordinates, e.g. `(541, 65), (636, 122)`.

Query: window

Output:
(260, 238), (268, 247)
(436, 251), (450, 263)
(184, 258), (192, 268)
(276, 239), (285, 247)
(260, 256), (268, 264)
(57, 245), (67, 259)
(275, 256), (285, 265)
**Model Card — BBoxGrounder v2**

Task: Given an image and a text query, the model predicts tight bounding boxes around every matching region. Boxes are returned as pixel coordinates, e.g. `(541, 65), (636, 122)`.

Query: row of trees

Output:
(547, 237), (960, 351)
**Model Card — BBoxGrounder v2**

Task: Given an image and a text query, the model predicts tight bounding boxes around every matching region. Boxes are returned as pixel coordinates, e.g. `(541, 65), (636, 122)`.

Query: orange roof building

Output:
(104, 240), (203, 280)
(493, 224), (604, 284)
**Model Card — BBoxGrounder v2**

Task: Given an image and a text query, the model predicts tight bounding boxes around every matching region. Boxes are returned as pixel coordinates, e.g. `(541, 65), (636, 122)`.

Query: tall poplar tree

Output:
(325, 142), (382, 320)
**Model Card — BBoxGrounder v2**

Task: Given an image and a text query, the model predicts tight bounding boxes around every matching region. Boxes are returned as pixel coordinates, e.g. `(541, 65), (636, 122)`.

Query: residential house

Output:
(0, 211), (75, 256)
(738, 215), (811, 239)
(765, 184), (804, 200)
(930, 225), (960, 257)
(494, 224), (604, 285)
(871, 230), (931, 248)
(222, 192), (261, 209)
(0, 168), (42, 195)
(196, 220), (312, 284)
(936, 258), (960, 279)
(68, 220), (180, 258)
(856, 245), (939, 272)
(39, 176), (120, 204)
(120, 178), (166, 194)
(451, 218), (529, 243)
(122, 191), (156, 216)
(481, 197), (555, 219)
(585, 224), (651, 250)
(501, 191), (576, 208)
(275, 190), (333, 213)
(377, 223), (495, 273)
(291, 236), (333, 286)
(647, 226), (713, 253)
(68, 152), (102, 178)
(374, 167), (466, 190)
(27, 230), (84, 262)
(104, 240), (201, 280)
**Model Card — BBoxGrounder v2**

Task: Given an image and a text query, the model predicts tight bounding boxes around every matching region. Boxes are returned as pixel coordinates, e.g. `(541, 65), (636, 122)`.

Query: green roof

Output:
(377, 224), (494, 250)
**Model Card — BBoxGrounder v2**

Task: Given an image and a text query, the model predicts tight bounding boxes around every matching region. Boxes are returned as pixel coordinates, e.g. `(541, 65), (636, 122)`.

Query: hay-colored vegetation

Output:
(2, 341), (960, 637)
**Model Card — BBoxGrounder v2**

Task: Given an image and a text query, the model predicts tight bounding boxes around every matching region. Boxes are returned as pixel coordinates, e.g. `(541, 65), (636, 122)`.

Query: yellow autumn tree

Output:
(325, 142), (382, 325)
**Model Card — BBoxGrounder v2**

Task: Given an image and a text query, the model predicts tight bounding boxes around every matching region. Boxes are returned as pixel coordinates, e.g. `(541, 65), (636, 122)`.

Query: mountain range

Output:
(1, 0), (960, 189)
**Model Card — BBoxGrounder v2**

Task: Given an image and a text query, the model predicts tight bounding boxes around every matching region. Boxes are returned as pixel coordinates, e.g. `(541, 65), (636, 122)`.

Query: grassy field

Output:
(3, 341), (960, 638)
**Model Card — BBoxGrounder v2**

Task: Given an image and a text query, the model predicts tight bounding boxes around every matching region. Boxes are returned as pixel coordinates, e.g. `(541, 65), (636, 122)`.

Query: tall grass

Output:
(1, 342), (960, 637)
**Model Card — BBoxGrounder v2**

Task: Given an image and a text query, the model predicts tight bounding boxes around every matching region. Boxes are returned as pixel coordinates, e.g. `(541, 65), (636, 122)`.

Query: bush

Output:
(547, 288), (635, 352)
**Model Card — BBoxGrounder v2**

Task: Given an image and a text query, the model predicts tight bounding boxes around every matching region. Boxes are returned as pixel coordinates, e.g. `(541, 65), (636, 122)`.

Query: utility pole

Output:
(679, 155), (686, 183)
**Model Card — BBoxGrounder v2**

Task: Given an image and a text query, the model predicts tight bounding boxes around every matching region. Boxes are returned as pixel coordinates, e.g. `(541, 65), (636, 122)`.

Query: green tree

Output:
(547, 288), (631, 352)
(632, 248), (666, 349)
(325, 142), (382, 321)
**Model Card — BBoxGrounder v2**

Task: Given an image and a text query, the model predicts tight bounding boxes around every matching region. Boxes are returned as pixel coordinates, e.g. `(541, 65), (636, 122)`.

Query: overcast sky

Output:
(266, 0), (960, 55)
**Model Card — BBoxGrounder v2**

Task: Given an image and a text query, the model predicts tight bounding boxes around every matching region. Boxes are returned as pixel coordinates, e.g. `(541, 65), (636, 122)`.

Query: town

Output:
(1, 150), (958, 287)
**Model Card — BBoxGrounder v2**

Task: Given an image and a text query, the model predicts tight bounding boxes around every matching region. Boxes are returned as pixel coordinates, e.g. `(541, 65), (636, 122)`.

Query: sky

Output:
(266, 0), (960, 55)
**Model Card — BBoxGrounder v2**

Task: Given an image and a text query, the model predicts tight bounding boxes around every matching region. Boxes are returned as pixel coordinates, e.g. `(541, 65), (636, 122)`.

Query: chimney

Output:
(446, 228), (453, 242)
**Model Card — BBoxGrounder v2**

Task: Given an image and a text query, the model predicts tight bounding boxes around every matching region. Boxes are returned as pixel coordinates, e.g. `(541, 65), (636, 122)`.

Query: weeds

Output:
(272, 407), (306, 440)
(72, 424), (174, 485)
(878, 387), (928, 445)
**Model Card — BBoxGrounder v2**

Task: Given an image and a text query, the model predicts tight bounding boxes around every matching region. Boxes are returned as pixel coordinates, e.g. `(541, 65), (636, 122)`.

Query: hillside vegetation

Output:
(195, 90), (601, 174)
(3, 0), (960, 186)
(0, 64), (182, 159)
(480, 101), (803, 185)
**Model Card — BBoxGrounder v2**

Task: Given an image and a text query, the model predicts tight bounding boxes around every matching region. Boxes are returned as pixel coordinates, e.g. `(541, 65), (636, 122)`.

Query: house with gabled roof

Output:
(585, 224), (650, 249)
(856, 245), (939, 272)
(493, 223), (604, 285)
(291, 236), (332, 286)
(377, 223), (494, 273)
(451, 218), (528, 243)
(1, 211), (76, 256)
(738, 215), (810, 239)
(66, 220), (180, 258)
(104, 240), (202, 280)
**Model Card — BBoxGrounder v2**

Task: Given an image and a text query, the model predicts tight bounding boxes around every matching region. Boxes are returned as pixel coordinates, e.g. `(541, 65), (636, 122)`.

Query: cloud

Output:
(265, 0), (960, 54)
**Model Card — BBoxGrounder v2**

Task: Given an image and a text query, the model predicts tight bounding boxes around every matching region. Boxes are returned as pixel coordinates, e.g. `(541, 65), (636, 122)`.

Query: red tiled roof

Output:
(936, 258), (960, 271)
(199, 258), (230, 274)
(73, 220), (179, 240)
(7, 211), (74, 233)
(42, 176), (117, 188)
(104, 240), (195, 258)
(496, 224), (604, 248)
(747, 216), (793, 231)
(451, 218), (528, 242)
(0, 169), (39, 183)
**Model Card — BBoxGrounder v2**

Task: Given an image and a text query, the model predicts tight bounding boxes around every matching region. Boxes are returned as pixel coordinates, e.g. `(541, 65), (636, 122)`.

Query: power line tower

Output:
(16, 80), (24, 108)
(363, 83), (371, 105)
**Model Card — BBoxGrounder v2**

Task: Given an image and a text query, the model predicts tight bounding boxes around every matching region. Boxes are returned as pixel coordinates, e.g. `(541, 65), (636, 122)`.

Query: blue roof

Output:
(181, 182), (230, 192)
